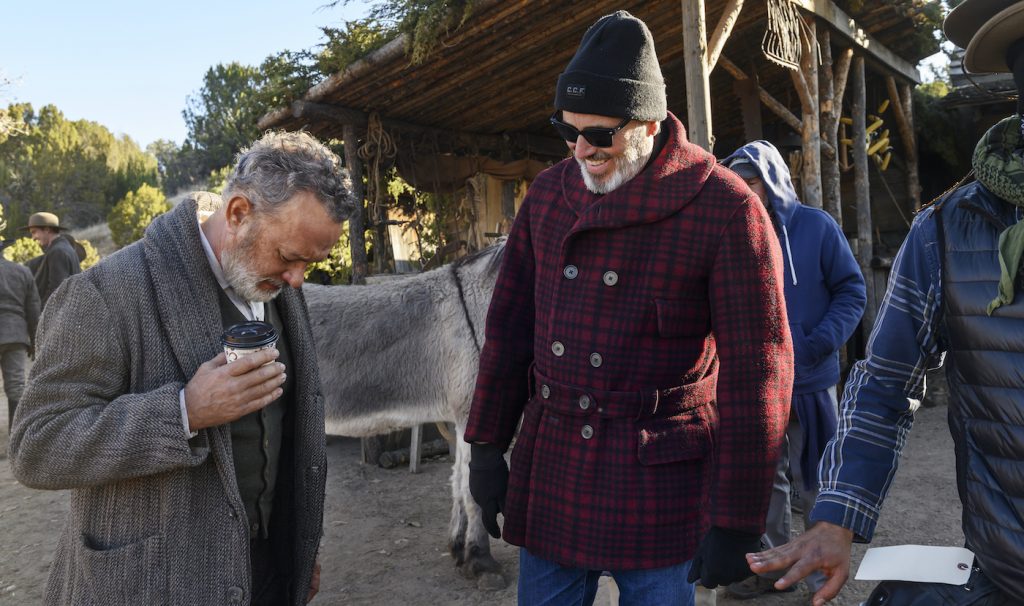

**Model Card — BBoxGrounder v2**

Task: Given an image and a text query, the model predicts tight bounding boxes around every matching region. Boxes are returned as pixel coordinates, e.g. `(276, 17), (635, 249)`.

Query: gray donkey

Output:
(303, 241), (507, 588)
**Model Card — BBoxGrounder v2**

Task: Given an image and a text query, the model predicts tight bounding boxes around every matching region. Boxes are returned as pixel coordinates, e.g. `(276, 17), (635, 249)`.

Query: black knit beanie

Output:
(555, 11), (667, 122)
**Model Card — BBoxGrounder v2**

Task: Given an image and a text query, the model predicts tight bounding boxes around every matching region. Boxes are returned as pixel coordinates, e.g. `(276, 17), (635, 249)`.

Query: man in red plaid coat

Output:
(465, 11), (793, 605)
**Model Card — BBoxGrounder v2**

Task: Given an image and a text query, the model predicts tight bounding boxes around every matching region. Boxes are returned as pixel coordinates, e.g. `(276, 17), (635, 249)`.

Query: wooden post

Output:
(681, 0), (714, 151)
(734, 77), (764, 141)
(343, 124), (369, 286)
(344, 123), (380, 465)
(819, 30), (842, 225)
(707, 0), (745, 72)
(886, 78), (922, 210)
(790, 18), (822, 208)
(852, 56), (877, 333)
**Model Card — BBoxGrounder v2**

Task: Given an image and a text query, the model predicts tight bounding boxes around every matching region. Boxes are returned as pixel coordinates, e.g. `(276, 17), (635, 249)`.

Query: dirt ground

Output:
(0, 370), (961, 606)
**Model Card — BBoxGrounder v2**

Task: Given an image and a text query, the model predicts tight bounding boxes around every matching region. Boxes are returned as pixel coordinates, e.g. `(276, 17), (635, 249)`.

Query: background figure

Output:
(0, 238), (41, 431)
(722, 141), (866, 599)
(21, 212), (81, 309)
(465, 11), (793, 606)
(9, 130), (354, 605)
(748, 2), (1024, 605)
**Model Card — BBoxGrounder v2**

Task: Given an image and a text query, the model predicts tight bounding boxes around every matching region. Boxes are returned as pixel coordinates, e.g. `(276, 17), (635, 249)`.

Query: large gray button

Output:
(563, 265), (579, 280)
(552, 341), (565, 357)
(226, 587), (244, 604)
(581, 425), (594, 439)
(589, 352), (603, 368)
(541, 384), (551, 399)
(578, 395), (592, 410)
(603, 271), (619, 286)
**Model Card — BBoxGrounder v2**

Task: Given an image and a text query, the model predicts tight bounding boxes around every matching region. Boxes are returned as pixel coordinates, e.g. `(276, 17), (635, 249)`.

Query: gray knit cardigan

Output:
(9, 197), (327, 606)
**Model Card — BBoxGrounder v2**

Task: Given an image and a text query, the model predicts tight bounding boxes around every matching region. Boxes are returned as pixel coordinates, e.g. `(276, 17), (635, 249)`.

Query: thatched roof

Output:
(260, 0), (929, 159)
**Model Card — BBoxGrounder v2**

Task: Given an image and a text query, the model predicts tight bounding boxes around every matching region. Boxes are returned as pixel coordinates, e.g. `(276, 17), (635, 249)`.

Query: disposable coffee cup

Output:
(221, 321), (278, 364)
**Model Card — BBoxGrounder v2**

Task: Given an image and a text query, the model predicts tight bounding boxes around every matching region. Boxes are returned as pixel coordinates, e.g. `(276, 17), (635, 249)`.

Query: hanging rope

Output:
(763, 0), (803, 71)
(357, 112), (398, 222)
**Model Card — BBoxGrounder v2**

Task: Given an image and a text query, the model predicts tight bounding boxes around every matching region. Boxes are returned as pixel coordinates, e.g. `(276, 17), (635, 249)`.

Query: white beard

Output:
(221, 225), (284, 303)
(577, 126), (655, 194)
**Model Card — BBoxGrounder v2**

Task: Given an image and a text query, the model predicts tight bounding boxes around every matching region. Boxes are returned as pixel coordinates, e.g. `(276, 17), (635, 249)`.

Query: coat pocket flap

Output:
(637, 415), (712, 466)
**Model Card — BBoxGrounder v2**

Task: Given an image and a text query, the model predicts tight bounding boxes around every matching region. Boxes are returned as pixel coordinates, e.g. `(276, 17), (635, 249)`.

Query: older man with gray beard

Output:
(10, 130), (354, 606)
(465, 11), (793, 606)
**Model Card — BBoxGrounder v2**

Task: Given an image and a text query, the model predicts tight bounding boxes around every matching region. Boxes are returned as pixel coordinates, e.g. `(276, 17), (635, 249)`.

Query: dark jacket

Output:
(936, 182), (1024, 599)
(0, 257), (40, 348)
(34, 234), (81, 308)
(722, 141), (866, 394)
(466, 113), (793, 570)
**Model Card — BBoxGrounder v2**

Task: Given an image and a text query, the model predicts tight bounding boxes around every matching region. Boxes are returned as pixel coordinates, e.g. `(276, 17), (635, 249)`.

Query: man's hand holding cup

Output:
(184, 321), (285, 431)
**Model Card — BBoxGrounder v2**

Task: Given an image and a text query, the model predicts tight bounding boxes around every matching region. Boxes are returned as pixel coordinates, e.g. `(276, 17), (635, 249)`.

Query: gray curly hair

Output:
(223, 130), (356, 222)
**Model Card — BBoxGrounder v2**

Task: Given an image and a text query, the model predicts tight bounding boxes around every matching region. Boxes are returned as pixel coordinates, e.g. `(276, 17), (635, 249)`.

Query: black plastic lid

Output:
(221, 321), (277, 349)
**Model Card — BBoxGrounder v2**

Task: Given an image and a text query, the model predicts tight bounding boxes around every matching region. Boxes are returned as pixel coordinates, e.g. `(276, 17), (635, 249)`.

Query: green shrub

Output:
(2, 237), (42, 263)
(108, 184), (170, 248)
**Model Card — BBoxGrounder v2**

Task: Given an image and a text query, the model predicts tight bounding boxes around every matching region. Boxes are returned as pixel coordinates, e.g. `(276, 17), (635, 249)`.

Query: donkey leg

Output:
(448, 436), (468, 566)
(454, 426), (507, 588)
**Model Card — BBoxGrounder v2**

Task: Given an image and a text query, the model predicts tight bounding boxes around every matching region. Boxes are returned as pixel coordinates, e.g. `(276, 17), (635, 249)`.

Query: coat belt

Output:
(530, 367), (717, 419)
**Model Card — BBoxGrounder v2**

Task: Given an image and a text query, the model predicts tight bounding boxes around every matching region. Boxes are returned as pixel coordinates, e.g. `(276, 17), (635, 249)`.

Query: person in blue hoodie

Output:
(720, 140), (866, 599)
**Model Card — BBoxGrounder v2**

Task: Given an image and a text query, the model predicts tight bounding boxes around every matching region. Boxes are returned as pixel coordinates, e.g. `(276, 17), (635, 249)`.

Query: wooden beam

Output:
(791, 0), (920, 84)
(719, 55), (835, 156)
(734, 77), (764, 141)
(833, 47), (853, 113)
(852, 56), (877, 334)
(681, 0), (714, 151)
(291, 100), (568, 159)
(343, 124), (369, 287)
(707, 0), (745, 72)
(719, 56), (803, 134)
(819, 30), (843, 225)
(886, 77), (922, 210)
(791, 17), (822, 208)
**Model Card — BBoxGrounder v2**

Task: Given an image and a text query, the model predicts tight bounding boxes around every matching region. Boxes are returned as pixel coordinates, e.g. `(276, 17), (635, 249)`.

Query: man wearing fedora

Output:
(0, 218), (40, 431)
(22, 211), (81, 308)
(747, 1), (1024, 605)
(465, 11), (792, 605)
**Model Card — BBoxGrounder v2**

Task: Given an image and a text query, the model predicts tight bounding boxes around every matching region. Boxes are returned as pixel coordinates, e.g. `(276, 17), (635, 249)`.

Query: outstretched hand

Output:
(746, 521), (855, 606)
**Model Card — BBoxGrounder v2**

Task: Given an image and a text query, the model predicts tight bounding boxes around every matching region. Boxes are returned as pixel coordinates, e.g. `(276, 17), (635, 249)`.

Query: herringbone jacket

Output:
(466, 113), (793, 570)
(9, 198), (327, 605)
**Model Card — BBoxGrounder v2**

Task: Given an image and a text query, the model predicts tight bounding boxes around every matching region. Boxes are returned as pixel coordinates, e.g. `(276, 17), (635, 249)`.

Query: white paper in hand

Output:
(854, 545), (975, 585)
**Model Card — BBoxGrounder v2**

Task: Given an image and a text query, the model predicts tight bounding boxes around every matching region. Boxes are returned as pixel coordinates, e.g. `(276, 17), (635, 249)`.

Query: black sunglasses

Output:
(549, 112), (631, 148)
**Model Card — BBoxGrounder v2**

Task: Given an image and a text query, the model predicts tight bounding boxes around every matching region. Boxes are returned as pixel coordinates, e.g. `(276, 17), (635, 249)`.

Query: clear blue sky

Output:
(1, 0), (368, 148)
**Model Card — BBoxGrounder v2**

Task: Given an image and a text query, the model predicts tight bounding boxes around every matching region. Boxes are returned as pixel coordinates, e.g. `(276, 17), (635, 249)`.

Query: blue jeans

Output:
(518, 548), (695, 606)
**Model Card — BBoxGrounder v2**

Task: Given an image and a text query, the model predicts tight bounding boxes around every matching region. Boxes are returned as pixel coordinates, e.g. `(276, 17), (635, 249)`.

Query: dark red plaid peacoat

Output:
(465, 112), (793, 571)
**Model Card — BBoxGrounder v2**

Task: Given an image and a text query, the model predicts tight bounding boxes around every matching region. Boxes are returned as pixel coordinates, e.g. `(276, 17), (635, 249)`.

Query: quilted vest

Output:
(938, 182), (1024, 598)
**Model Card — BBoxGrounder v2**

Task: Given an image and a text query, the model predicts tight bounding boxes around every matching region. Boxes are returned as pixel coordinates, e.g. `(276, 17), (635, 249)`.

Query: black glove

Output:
(468, 443), (509, 539)
(686, 526), (763, 588)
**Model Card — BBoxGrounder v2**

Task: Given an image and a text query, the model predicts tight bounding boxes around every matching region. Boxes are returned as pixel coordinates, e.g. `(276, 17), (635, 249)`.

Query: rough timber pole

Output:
(343, 124), (369, 287)
(852, 56), (877, 333)
(887, 77), (922, 210)
(819, 30), (848, 225)
(681, 0), (714, 151)
(343, 123), (381, 465)
(791, 18), (822, 207)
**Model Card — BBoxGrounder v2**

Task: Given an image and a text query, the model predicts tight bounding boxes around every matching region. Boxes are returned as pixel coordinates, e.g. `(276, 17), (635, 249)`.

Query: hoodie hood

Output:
(721, 140), (801, 227)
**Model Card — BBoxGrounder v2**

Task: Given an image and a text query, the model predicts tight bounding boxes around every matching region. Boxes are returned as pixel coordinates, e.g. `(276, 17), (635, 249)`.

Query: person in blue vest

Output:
(721, 141), (865, 599)
(747, 1), (1024, 604)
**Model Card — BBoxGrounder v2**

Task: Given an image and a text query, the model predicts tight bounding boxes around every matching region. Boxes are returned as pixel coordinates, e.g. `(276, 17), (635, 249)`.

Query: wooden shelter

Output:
(260, 0), (935, 335)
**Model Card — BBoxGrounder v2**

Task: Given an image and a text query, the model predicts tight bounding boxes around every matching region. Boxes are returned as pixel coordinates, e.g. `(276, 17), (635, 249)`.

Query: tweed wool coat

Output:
(465, 113), (793, 571)
(9, 198), (327, 606)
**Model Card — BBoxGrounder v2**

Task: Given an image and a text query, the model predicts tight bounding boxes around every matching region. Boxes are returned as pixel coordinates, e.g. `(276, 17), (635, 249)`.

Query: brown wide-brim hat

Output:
(945, 0), (1024, 73)
(20, 211), (66, 231)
